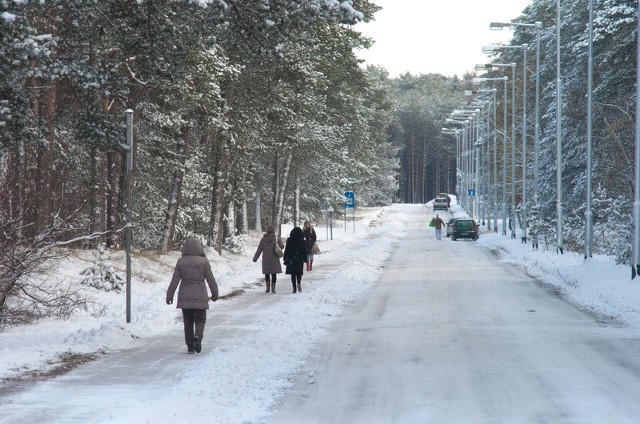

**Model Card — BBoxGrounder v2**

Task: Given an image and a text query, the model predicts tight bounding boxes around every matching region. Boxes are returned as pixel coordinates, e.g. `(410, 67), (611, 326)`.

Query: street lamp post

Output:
(442, 128), (461, 199)
(483, 44), (529, 242)
(473, 80), (506, 232)
(556, 1), (564, 254)
(585, 0), (594, 259)
(477, 91), (497, 230)
(461, 104), (489, 223)
(476, 66), (513, 236)
(123, 109), (134, 324)
(491, 21), (543, 213)
(633, 1), (640, 278)
(451, 109), (482, 218)
(446, 118), (471, 210)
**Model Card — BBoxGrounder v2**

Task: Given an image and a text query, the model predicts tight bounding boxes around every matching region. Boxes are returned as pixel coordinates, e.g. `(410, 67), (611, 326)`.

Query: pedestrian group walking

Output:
(167, 200), (453, 354)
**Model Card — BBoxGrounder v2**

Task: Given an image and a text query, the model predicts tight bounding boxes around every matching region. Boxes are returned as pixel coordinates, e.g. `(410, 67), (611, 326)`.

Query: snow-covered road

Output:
(267, 207), (640, 423)
(2, 203), (640, 423)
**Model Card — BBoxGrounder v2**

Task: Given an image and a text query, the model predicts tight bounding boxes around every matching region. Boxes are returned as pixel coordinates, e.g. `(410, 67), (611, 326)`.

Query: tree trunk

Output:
(34, 83), (57, 232)
(274, 151), (293, 232)
(89, 147), (99, 235)
(105, 151), (118, 248)
(254, 191), (262, 233)
(213, 146), (229, 254)
(241, 198), (248, 235)
(272, 151), (279, 228)
(158, 124), (189, 252)
(226, 196), (236, 241)
(294, 175), (300, 227)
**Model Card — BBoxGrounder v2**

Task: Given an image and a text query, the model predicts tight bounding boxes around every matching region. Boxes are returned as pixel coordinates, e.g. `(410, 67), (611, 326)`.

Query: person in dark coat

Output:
(252, 225), (284, 293)
(283, 226), (307, 293)
(303, 221), (317, 271)
(166, 238), (219, 354)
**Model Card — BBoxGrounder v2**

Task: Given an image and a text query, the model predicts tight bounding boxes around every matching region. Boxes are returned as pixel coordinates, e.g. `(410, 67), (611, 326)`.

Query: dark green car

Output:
(451, 219), (479, 241)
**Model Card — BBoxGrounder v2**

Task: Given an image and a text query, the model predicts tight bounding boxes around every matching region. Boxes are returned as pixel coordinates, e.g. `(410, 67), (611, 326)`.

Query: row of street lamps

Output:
(442, 3), (640, 278)
(441, 14), (554, 251)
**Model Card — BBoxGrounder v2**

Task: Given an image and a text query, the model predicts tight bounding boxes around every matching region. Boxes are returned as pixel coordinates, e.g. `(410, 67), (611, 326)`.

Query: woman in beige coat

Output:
(252, 225), (284, 293)
(166, 238), (218, 354)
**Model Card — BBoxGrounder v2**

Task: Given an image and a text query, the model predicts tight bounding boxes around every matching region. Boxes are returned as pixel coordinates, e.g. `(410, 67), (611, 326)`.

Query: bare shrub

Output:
(0, 213), (100, 328)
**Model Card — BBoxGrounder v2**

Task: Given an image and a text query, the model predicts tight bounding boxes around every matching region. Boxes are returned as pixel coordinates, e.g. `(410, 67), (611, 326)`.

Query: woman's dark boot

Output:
(271, 282), (276, 293)
(265, 281), (271, 293)
(292, 281), (297, 293)
(297, 283), (301, 292)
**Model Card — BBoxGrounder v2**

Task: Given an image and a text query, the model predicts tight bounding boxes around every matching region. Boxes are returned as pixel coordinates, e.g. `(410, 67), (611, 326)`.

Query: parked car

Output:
(446, 218), (459, 237)
(451, 219), (479, 241)
(433, 197), (449, 211)
(439, 193), (452, 206)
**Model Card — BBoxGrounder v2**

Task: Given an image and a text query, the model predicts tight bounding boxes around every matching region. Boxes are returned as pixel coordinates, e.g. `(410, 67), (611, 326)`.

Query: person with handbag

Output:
(303, 221), (317, 271)
(283, 226), (307, 293)
(253, 225), (284, 293)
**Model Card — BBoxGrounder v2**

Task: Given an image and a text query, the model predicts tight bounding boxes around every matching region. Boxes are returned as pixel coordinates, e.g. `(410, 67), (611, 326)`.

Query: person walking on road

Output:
(253, 225), (284, 293)
(433, 214), (446, 241)
(303, 221), (317, 271)
(284, 227), (307, 293)
(166, 238), (219, 354)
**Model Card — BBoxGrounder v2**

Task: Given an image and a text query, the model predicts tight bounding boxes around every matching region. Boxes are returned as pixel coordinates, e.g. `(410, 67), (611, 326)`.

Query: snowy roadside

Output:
(0, 205), (404, 423)
(478, 232), (637, 327)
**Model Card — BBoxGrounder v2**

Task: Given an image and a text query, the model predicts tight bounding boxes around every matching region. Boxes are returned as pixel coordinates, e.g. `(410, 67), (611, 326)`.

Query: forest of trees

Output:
(0, 0), (407, 256)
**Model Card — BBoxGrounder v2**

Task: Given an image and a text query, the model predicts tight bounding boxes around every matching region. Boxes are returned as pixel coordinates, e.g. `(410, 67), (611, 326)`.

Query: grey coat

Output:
(166, 238), (218, 309)
(253, 233), (284, 274)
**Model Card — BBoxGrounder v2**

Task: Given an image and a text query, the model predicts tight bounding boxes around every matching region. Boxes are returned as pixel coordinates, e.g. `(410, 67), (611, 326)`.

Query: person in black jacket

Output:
(303, 221), (317, 271)
(283, 227), (307, 293)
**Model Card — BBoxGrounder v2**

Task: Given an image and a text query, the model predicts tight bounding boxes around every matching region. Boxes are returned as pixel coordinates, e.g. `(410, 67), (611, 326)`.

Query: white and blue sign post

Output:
(344, 191), (355, 233)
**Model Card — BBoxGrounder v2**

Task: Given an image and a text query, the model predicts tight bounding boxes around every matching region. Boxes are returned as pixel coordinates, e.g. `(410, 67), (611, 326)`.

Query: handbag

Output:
(274, 241), (284, 258)
(311, 242), (320, 254)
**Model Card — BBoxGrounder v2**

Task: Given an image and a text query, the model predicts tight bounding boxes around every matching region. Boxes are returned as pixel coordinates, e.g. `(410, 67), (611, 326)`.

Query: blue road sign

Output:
(344, 191), (355, 207)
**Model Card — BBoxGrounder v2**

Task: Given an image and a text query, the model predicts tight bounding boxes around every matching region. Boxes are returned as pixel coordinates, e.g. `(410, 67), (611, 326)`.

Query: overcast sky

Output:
(355, 0), (533, 77)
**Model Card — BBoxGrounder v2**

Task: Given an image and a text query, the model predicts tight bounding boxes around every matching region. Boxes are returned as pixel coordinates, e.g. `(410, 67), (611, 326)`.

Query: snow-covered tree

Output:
(80, 243), (124, 292)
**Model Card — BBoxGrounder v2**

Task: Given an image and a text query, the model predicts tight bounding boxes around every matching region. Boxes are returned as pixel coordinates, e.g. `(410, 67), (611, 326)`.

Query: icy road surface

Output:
(267, 211), (640, 423)
(2, 204), (640, 423)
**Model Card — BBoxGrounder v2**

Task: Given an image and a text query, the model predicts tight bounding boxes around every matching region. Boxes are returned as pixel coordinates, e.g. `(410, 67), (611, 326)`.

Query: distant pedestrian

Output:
(283, 227), (307, 293)
(253, 225), (284, 293)
(303, 221), (317, 271)
(433, 214), (446, 240)
(166, 238), (219, 354)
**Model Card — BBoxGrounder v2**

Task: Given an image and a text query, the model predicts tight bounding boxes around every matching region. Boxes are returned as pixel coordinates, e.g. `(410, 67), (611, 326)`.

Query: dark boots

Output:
(292, 275), (301, 293)
(271, 282), (276, 293)
(309, 260), (313, 271)
(265, 281), (271, 293)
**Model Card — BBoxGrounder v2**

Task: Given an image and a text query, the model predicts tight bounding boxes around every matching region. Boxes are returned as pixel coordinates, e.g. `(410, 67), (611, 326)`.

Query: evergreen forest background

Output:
(1, 0), (637, 266)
